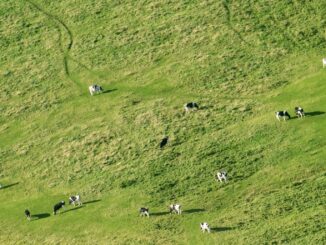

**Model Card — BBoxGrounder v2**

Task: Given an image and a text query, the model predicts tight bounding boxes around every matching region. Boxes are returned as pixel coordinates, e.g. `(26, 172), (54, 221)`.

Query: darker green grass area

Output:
(0, 0), (325, 244)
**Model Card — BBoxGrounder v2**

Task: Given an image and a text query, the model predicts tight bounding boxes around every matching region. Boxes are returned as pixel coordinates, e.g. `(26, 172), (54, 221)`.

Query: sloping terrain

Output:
(0, 0), (325, 244)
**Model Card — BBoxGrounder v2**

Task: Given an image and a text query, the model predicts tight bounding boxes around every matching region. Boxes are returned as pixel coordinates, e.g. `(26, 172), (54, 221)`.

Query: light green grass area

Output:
(0, 0), (325, 244)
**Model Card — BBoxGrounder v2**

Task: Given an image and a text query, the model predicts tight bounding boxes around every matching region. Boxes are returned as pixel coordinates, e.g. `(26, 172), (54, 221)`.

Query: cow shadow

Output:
(103, 89), (117, 94)
(0, 182), (19, 190)
(289, 111), (325, 120)
(32, 213), (50, 221)
(131, 100), (141, 105)
(199, 105), (213, 110)
(305, 111), (325, 117)
(211, 227), (235, 233)
(183, 208), (205, 214)
(83, 199), (101, 205)
(62, 206), (84, 214)
(151, 211), (170, 216)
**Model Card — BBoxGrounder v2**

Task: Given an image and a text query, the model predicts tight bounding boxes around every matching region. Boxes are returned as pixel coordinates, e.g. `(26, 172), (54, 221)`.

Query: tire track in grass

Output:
(26, 0), (95, 93)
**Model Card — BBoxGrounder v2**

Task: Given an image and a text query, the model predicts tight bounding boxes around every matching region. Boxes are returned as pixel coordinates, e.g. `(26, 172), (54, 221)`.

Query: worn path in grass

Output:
(26, 0), (103, 94)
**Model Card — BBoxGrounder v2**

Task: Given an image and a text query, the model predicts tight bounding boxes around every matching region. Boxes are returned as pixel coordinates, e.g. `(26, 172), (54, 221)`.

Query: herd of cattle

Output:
(275, 106), (305, 121)
(24, 195), (82, 220)
(89, 83), (305, 122)
(139, 171), (227, 233)
(24, 197), (213, 233)
(0, 88), (223, 232)
(13, 79), (313, 233)
(139, 208), (211, 233)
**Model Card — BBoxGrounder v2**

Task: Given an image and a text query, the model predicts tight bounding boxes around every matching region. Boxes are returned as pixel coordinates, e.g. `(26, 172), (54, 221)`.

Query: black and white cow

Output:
(89, 84), (103, 96)
(295, 107), (305, 118)
(25, 209), (31, 221)
(69, 195), (82, 206)
(275, 111), (291, 121)
(139, 207), (149, 217)
(53, 201), (65, 215)
(169, 204), (182, 215)
(200, 222), (211, 233)
(184, 102), (199, 112)
(216, 171), (227, 183)
(160, 136), (169, 148)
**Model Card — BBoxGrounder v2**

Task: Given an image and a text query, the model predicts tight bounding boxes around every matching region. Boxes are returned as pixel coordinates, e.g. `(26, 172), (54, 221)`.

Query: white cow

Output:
(216, 171), (228, 183)
(139, 207), (149, 217)
(200, 222), (211, 233)
(323, 58), (326, 68)
(69, 195), (82, 206)
(89, 85), (103, 96)
(169, 204), (182, 215)
(295, 107), (305, 118)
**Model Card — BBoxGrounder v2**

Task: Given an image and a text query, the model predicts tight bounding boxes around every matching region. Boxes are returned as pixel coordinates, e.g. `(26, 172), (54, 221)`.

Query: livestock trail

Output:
(26, 0), (99, 94)
(222, 0), (249, 45)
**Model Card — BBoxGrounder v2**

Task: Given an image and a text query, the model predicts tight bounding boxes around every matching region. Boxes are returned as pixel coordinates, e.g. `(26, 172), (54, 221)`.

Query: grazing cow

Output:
(184, 102), (199, 112)
(200, 222), (211, 233)
(139, 207), (149, 217)
(275, 111), (291, 121)
(323, 58), (326, 68)
(24, 209), (31, 221)
(216, 171), (227, 183)
(169, 204), (182, 215)
(89, 84), (103, 96)
(69, 195), (82, 206)
(53, 201), (65, 215)
(295, 107), (305, 118)
(160, 136), (169, 148)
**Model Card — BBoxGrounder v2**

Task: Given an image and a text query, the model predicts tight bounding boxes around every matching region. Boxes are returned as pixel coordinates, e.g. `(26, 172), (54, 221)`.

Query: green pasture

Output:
(0, 0), (325, 244)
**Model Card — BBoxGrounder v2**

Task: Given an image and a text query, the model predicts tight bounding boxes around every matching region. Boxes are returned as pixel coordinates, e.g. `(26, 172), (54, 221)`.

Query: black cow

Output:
(275, 111), (291, 121)
(160, 136), (169, 148)
(295, 107), (305, 118)
(53, 201), (65, 215)
(184, 102), (199, 112)
(25, 209), (31, 220)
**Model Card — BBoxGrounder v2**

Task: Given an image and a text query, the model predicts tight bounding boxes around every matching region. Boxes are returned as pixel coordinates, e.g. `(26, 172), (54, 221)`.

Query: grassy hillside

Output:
(0, 0), (325, 244)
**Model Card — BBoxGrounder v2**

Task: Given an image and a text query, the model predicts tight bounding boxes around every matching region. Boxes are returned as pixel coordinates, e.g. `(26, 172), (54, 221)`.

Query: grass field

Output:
(0, 0), (326, 244)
